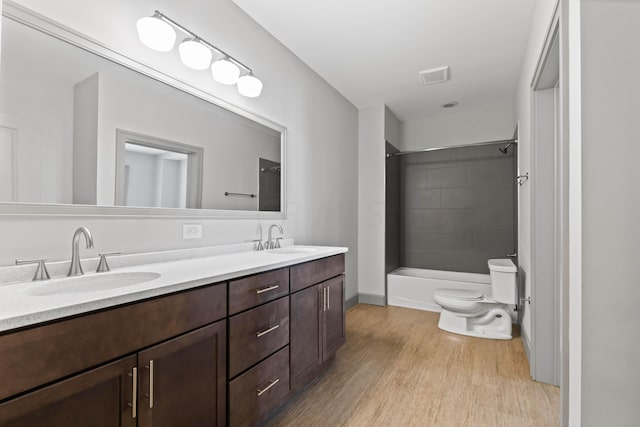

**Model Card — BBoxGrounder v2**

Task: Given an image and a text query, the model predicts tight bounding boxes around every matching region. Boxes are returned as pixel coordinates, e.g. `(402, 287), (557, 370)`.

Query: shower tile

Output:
(427, 166), (470, 188)
(404, 189), (441, 210)
(405, 230), (472, 251)
(403, 166), (428, 189)
(472, 231), (514, 254)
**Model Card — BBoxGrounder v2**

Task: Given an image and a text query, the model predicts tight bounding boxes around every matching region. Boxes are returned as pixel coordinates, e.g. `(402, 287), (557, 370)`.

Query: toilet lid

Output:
(435, 289), (485, 301)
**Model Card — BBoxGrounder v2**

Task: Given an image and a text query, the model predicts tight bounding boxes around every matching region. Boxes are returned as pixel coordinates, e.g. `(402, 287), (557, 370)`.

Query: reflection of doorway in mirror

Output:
(258, 158), (281, 212)
(123, 143), (189, 208)
(0, 125), (18, 202)
(115, 130), (203, 209)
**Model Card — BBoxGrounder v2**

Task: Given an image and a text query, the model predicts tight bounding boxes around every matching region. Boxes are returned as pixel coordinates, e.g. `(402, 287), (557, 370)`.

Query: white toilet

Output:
(433, 259), (517, 340)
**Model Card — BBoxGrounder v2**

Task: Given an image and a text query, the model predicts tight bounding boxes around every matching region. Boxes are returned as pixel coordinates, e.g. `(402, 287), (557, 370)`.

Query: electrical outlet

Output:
(183, 224), (203, 239)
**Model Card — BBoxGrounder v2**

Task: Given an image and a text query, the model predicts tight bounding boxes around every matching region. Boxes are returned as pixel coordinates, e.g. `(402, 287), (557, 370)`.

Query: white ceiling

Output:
(232, 0), (536, 121)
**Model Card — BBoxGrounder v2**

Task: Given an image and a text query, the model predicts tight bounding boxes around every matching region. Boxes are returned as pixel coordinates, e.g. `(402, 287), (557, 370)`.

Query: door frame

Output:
(528, 6), (562, 387)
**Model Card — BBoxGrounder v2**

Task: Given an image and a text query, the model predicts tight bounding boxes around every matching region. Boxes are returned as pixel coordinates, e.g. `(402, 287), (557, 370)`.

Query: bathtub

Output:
(387, 267), (491, 312)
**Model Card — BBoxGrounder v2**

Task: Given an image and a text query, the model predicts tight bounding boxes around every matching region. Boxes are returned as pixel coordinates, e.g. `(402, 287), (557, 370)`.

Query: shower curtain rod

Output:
(386, 138), (517, 158)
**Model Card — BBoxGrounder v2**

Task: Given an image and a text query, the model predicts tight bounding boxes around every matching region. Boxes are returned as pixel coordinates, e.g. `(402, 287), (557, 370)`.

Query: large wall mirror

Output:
(0, 2), (286, 218)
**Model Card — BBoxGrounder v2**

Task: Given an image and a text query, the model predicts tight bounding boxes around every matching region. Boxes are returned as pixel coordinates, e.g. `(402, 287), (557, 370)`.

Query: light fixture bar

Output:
(153, 10), (252, 74)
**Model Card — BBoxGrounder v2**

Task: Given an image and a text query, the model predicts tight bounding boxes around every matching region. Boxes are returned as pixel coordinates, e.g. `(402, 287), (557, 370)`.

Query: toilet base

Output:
(437, 307), (512, 340)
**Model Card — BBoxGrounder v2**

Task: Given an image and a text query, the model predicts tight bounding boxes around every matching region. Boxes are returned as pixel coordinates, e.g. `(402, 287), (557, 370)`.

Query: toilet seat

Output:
(434, 289), (484, 301)
(433, 289), (488, 314)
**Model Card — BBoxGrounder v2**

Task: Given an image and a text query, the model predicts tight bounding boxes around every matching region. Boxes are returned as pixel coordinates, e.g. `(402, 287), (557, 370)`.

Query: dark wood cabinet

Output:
(290, 284), (323, 391)
(323, 275), (346, 360)
(0, 355), (137, 427)
(0, 321), (227, 427)
(0, 253), (345, 427)
(137, 321), (226, 427)
(290, 273), (346, 392)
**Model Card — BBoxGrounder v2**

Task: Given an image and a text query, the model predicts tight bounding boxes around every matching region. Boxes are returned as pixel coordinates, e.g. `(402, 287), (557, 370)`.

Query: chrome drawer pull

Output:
(128, 367), (137, 418)
(144, 360), (154, 409)
(257, 378), (280, 397)
(256, 284), (279, 294)
(256, 324), (280, 337)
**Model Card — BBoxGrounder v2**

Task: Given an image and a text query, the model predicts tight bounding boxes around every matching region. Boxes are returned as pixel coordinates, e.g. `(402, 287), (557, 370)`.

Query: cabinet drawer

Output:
(229, 268), (289, 315)
(290, 254), (345, 292)
(0, 283), (227, 401)
(229, 346), (290, 427)
(229, 297), (289, 378)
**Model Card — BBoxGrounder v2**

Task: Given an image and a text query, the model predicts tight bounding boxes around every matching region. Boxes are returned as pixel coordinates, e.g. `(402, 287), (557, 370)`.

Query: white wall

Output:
(400, 102), (515, 151)
(1, 0), (359, 300)
(357, 105), (385, 303)
(580, 1), (640, 424)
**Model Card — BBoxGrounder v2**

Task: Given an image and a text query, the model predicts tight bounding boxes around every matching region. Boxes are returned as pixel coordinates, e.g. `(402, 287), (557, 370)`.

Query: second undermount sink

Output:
(25, 271), (161, 296)
(267, 246), (319, 255)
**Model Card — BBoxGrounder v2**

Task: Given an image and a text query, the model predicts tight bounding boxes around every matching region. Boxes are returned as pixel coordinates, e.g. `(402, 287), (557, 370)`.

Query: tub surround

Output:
(0, 241), (347, 332)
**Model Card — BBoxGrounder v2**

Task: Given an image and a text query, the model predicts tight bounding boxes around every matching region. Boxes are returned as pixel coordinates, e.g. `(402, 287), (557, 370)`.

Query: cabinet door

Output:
(137, 321), (226, 427)
(290, 284), (323, 391)
(323, 275), (346, 360)
(0, 355), (136, 427)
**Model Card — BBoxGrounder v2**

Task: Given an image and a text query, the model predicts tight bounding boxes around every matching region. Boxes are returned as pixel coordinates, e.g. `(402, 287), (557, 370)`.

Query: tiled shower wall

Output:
(400, 144), (515, 274)
(385, 142), (401, 274)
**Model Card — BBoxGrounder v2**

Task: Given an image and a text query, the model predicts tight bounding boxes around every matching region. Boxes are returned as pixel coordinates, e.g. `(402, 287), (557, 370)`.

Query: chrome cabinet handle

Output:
(256, 324), (280, 337)
(256, 284), (279, 294)
(144, 361), (154, 409)
(257, 378), (280, 396)
(128, 367), (137, 418)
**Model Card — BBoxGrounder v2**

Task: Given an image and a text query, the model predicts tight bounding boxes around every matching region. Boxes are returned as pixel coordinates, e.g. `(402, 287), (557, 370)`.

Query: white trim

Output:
(0, 125), (18, 202)
(565, 0), (582, 424)
(0, 0), (287, 220)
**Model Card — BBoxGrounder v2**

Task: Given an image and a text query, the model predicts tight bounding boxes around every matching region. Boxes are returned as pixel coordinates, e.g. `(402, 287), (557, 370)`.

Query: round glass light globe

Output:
(136, 16), (176, 52)
(211, 59), (240, 85)
(237, 74), (263, 98)
(179, 39), (212, 70)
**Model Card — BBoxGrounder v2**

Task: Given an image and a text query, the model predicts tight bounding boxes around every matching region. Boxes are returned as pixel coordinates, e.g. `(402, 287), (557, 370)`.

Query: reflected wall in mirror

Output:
(0, 6), (284, 214)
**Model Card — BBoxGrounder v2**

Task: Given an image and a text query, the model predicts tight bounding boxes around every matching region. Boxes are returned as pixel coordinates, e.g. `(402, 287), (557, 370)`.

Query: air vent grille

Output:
(419, 66), (450, 85)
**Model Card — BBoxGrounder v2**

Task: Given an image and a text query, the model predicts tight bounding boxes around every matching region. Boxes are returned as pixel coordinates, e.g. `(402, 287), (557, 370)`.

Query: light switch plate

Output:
(183, 223), (203, 239)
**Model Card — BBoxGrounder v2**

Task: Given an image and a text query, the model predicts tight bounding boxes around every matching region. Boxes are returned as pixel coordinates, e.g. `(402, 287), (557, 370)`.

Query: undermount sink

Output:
(25, 271), (161, 296)
(267, 247), (319, 255)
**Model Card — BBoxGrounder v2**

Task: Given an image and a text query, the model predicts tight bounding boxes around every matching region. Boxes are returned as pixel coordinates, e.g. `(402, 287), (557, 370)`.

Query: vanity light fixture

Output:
(178, 38), (212, 70)
(136, 13), (176, 52)
(237, 73), (263, 98)
(137, 10), (263, 97)
(211, 57), (240, 85)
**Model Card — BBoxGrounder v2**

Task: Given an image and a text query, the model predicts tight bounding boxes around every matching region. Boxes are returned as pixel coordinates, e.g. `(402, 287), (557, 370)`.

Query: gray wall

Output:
(581, 1), (640, 424)
(400, 143), (515, 274)
(385, 142), (400, 275)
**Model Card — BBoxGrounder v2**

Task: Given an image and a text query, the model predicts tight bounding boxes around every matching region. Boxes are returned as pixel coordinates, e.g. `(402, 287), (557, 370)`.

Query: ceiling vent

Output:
(419, 66), (450, 85)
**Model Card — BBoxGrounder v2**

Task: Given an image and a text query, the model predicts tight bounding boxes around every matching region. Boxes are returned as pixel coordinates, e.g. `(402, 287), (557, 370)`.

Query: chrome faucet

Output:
(267, 224), (284, 249)
(68, 226), (94, 276)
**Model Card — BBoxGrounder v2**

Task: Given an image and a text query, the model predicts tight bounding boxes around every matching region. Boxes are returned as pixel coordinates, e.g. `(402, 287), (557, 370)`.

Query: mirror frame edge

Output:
(0, 0), (287, 220)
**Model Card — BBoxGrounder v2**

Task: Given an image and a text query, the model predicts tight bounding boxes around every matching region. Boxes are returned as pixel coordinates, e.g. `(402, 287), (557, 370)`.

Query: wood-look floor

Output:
(268, 304), (559, 427)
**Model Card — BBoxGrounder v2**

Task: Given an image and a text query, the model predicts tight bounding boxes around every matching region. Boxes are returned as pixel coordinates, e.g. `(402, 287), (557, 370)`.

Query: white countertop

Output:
(0, 245), (347, 332)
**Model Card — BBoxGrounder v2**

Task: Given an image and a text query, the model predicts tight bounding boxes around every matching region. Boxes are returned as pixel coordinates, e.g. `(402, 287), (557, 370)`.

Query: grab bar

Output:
(225, 192), (256, 198)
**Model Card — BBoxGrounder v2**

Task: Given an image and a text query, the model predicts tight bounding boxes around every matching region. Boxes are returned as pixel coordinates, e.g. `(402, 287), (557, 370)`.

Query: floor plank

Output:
(268, 304), (559, 427)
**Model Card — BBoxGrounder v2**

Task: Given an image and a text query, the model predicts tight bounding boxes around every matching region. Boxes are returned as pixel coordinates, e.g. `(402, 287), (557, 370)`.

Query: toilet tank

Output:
(488, 259), (517, 304)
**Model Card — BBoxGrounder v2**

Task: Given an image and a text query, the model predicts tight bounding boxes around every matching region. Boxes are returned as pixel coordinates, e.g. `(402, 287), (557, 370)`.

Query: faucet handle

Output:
(16, 259), (51, 281)
(252, 239), (265, 251)
(275, 237), (283, 249)
(96, 252), (122, 273)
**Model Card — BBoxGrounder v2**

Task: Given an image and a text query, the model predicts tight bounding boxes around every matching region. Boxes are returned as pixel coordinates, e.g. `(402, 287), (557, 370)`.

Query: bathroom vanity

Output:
(0, 247), (346, 427)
